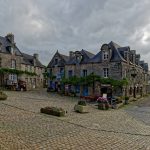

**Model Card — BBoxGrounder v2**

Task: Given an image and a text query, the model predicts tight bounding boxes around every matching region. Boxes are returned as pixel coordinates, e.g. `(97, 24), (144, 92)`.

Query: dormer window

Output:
(0, 58), (2, 67)
(103, 51), (109, 60)
(76, 55), (82, 63)
(11, 59), (16, 69)
(55, 59), (58, 65)
(0, 43), (2, 51)
(124, 51), (128, 60)
(10, 47), (14, 54)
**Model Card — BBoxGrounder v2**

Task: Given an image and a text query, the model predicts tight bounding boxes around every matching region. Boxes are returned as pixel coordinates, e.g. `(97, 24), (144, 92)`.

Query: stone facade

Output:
(47, 51), (69, 90)
(47, 42), (149, 98)
(0, 33), (44, 90)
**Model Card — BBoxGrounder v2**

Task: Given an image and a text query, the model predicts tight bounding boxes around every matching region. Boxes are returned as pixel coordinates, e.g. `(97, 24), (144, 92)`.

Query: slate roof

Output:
(139, 61), (148, 72)
(89, 51), (102, 63)
(89, 41), (127, 63)
(47, 41), (149, 72)
(21, 53), (44, 68)
(47, 51), (69, 68)
(67, 49), (95, 65)
(0, 36), (22, 56)
(109, 41), (127, 62)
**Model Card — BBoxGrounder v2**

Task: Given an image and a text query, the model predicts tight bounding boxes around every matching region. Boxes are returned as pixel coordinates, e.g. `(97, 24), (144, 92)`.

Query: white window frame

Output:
(82, 70), (87, 77)
(103, 51), (109, 60)
(11, 59), (16, 69)
(103, 68), (109, 78)
(11, 47), (14, 54)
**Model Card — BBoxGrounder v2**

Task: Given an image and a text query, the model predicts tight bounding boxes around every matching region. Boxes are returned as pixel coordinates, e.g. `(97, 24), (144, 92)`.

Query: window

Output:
(49, 69), (52, 76)
(9, 74), (17, 82)
(30, 66), (32, 72)
(124, 52), (128, 60)
(30, 78), (32, 84)
(60, 68), (64, 77)
(103, 51), (109, 60)
(60, 68), (64, 73)
(25, 65), (28, 71)
(10, 47), (14, 54)
(82, 70), (87, 77)
(124, 70), (127, 78)
(0, 58), (2, 67)
(55, 59), (58, 65)
(103, 68), (109, 78)
(11, 59), (16, 69)
(25, 78), (28, 83)
(0, 43), (2, 50)
(68, 70), (73, 78)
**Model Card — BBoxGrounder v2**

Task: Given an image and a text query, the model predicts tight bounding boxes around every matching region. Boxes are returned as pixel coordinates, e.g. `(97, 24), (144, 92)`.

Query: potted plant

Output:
(74, 100), (88, 113)
(97, 97), (109, 110)
(40, 106), (66, 117)
(124, 96), (129, 105)
(0, 91), (7, 100)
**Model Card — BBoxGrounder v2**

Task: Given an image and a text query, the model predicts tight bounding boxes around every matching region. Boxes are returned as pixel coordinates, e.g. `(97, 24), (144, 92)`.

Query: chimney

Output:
(69, 51), (74, 58)
(33, 53), (39, 60)
(130, 50), (136, 64)
(6, 33), (14, 44)
(135, 54), (140, 65)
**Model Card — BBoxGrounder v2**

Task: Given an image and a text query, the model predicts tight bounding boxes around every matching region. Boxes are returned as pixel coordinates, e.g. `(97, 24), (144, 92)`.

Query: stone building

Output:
(47, 50), (69, 90)
(20, 53), (45, 90)
(0, 33), (45, 90)
(48, 41), (149, 97)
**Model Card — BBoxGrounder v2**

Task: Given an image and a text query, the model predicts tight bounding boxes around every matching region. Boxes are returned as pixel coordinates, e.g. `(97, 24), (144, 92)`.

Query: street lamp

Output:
(130, 67), (137, 98)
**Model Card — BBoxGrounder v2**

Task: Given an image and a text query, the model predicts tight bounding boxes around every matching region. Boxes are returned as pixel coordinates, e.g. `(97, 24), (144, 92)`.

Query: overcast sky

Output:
(0, 0), (150, 66)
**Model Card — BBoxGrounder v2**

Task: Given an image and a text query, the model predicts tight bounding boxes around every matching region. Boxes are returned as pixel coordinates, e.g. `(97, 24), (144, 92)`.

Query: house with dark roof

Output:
(47, 50), (69, 90)
(0, 33), (45, 90)
(47, 42), (149, 97)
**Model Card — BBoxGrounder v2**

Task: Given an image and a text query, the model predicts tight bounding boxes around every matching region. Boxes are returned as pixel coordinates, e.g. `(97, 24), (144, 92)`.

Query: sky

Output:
(0, 0), (150, 66)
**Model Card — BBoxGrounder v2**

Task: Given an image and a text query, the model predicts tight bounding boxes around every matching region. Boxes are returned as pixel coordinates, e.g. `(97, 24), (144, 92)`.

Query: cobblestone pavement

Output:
(0, 89), (150, 149)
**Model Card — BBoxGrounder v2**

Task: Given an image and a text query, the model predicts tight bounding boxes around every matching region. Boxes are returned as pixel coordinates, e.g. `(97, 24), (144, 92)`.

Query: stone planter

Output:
(40, 107), (65, 117)
(0, 91), (7, 100)
(74, 104), (88, 113)
(98, 102), (109, 110)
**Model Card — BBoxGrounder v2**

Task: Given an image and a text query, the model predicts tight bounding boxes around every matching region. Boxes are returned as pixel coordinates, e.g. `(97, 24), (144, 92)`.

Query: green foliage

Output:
(0, 91), (7, 100)
(43, 72), (49, 78)
(61, 76), (80, 86)
(61, 73), (128, 88)
(78, 100), (86, 106)
(125, 96), (129, 100)
(0, 68), (37, 76)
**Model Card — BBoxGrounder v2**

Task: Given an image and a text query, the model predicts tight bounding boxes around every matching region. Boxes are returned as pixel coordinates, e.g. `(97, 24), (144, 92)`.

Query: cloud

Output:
(0, 0), (150, 66)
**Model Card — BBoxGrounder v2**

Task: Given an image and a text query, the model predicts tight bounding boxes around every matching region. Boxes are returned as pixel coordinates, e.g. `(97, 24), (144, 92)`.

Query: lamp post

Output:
(131, 67), (137, 98)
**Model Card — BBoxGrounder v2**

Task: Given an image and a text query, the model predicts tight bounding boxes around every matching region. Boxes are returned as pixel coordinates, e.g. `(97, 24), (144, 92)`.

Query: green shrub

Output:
(0, 91), (7, 100)
(78, 100), (86, 106)
(125, 96), (129, 100)
(115, 96), (122, 104)
(40, 107), (65, 117)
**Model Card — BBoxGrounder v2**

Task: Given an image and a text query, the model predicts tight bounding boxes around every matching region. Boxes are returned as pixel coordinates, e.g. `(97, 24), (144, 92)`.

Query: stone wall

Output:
(20, 64), (44, 90)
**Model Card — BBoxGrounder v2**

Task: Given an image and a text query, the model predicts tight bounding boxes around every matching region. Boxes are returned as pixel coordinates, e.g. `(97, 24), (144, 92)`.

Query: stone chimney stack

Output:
(6, 33), (14, 44)
(69, 51), (74, 58)
(33, 53), (39, 60)
(130, 50), (136, 64)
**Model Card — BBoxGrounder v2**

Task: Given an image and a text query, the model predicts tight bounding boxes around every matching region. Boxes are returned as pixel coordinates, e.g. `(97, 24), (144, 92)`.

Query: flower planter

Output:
(0, 91), (7, 100)
(40, 107), (65, 117)
(74, 104), (88, 113)
(97, 97), (109, 110)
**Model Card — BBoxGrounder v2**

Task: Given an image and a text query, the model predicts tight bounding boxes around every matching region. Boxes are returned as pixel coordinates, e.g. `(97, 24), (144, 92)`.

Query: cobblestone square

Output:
(0, 89), (150, 150)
